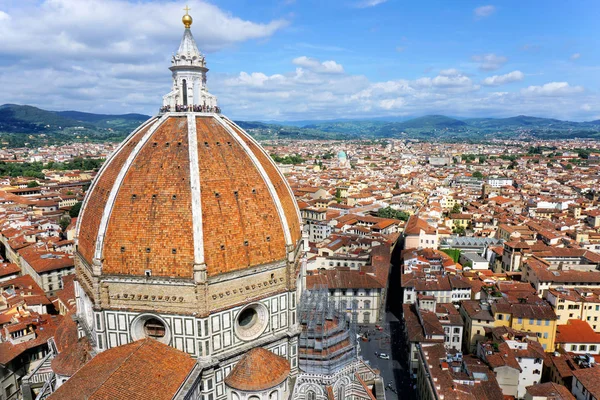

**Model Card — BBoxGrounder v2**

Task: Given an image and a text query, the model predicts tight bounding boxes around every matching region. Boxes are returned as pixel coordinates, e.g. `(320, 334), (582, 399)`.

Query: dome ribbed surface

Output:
(224, 347), (290, 391)
(76, 114), (301, 278)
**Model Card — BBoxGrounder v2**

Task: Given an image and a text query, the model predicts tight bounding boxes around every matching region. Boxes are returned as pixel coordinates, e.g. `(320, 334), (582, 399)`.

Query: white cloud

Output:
(0, 0), (596, 122)
(521, 82), (584, 96)
(439, 69), (461, 77)
(356, 0), (388, 8)
(472, 53), (508, 71)
(581, 104), (591, 111)
(482, 70), (524, 86)
(396, 46), (406, 53)
(0, 0), (288, 59)
(379, 98), (406, 110)
(292, 56), (344, 74)
(474, 5), (496, 18)
(415, 74), (478, 91)
(0, 0), (289, 113)
(571, 53), (581, 60)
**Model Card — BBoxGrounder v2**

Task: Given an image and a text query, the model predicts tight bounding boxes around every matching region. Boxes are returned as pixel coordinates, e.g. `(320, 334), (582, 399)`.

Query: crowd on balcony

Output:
(159, 104), (221, 113)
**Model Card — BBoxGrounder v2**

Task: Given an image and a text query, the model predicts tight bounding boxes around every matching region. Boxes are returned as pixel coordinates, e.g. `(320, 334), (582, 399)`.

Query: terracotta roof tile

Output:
(224, 347), (290, 391)
(49, 338), (196, 400)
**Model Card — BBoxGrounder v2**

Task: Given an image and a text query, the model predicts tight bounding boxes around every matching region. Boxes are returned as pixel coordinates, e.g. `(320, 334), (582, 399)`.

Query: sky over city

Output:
(0, 0), (598, 121)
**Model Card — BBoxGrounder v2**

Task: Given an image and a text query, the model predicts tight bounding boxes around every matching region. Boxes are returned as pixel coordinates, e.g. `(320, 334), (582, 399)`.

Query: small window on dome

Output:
(233, 191), (238, 198)
(216, 141), (221, 146)
(131, 194), (137, 200)
(165, 142), (170, 147)
(227, 141), (232, 146)
(177, 142), (182, 146)
(204, 142), (209, 147)
(152, 194), (157, 199)
(215, 192), (220, 198)
(144, 269), (152, 277)
(251, 188), (257, 194)
(266, 236), (271, 242)
(172, 248), (177, 254)
(152, 142), (158, 147)
(244, 240), (249, 246)
(146, 247), (151, 253)
(120, 246), (126, 253)
(220, 244), (225, 250)
(172, 195), (177, 200)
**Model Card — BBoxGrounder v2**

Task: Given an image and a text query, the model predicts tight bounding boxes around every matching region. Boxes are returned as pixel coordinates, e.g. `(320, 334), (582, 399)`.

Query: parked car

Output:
(379, 353), (390, 359)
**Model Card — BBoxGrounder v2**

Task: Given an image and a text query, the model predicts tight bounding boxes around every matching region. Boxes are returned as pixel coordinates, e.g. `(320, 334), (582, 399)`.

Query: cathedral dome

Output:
(75, 17), (301, 280)
(76, 113), (301, 279)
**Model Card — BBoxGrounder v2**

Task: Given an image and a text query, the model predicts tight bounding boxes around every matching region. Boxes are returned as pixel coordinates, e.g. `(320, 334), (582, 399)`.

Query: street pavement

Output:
(356, 238), (417, 399)
(358, 313), (416, 400)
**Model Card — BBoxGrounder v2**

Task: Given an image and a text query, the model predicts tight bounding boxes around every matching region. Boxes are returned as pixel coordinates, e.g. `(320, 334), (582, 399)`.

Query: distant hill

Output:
(1, 104), (599, 144)
(464, 115), (583, 130)
(56, 110), (150, 123)
(0, 104), (150, 147)
(395, 115), (467, 130)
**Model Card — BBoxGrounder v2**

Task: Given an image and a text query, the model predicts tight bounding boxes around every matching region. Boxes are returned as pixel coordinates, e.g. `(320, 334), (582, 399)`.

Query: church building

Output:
(70, 8), (303, 400)
(44, 9), (383, 400)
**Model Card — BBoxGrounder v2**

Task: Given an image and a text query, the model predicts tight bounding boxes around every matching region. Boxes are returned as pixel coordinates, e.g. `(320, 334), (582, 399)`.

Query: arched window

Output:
(364, 300), (371, 309)
(248, 396), (260, 400)
(337, 385), (345, 399)
(182, 79), (188, 105)
(307, 390), (316, 400)
(269, 390), (279, 400)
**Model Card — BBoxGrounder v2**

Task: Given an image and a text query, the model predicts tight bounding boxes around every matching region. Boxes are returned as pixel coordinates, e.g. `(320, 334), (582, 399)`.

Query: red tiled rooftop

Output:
(224, 347), (290, 391)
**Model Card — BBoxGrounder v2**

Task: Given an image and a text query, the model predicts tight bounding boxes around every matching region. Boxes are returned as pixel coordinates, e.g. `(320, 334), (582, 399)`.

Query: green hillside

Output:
(0, 104), (150, 147)
(1, 104), (599, 144)
(395, 115), (467, 130)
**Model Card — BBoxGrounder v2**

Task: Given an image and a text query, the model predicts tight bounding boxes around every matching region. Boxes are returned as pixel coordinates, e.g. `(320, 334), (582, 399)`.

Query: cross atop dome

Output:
(161, 7), (218, 113)
(182, 5), (192, 28)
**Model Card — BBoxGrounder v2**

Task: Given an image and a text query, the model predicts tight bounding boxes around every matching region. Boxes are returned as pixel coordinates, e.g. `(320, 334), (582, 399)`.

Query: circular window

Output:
(235, 303), (268, 341)
(130, 314), (171, 344)
(144, 318), (166, 339)
(238, 308), (258, 329)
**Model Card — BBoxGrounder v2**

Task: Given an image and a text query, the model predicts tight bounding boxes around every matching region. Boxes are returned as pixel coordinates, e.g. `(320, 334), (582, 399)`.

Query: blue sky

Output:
(0, 0), (598, 121)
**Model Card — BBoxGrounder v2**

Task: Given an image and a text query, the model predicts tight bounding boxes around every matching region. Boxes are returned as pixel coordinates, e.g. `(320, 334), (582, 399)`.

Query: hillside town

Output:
(1, 136), (600, 400)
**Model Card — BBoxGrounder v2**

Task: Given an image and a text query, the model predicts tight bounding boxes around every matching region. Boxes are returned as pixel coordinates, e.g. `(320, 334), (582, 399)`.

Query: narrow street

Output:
(358, 237), (416, 399)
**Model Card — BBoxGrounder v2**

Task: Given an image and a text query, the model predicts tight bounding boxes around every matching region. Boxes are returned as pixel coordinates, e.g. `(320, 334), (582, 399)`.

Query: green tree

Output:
(452, 224), (466, 235)
(472, 171), (483, 179)
(69, 202), (82, 218)
(59, 215), (71, 231)
(27, 180), (39, 188)
(565, 163), (573, 170)
(394, 181), (399, 190)
(451, 203), (462, 214)
(377, 206), (409, 221)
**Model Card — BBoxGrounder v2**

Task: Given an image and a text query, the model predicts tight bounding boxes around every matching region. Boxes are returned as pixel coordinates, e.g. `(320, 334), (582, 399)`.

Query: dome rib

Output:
(95, 115), (169, 262)
(214, 115), (292, 247)
(186, 114), (205, 266)
(76, 116), (158, 263)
